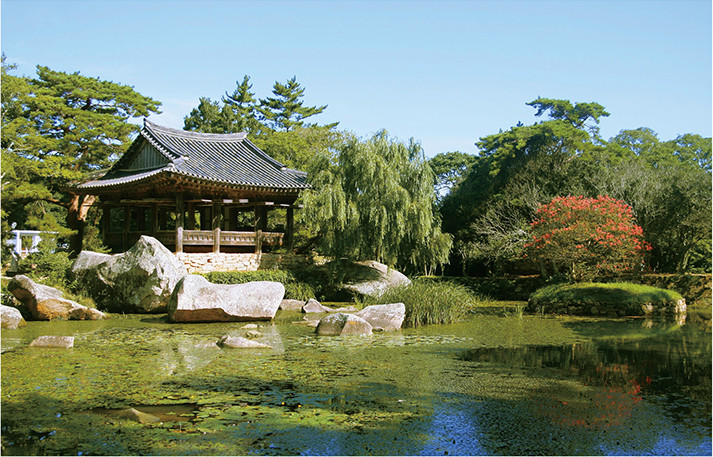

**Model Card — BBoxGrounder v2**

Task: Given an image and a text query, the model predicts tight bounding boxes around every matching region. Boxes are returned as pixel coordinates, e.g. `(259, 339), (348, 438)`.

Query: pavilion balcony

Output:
(104, 230), (285, 254)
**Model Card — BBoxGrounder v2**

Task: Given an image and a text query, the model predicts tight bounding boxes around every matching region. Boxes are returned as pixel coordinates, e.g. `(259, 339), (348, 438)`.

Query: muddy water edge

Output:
(1, 309), (711, 456)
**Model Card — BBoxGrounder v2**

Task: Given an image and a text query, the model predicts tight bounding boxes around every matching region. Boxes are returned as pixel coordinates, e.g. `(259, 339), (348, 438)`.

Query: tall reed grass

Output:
(363, 279), (482, 327)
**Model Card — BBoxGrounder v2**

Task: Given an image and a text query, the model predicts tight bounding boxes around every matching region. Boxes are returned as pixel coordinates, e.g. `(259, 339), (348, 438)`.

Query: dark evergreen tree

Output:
(1, 57), (161, 255)
(258, 76), (332, 131)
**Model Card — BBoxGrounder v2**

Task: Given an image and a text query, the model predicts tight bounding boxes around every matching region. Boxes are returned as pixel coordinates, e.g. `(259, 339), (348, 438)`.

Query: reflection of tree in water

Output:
(457, 323), (711, 431)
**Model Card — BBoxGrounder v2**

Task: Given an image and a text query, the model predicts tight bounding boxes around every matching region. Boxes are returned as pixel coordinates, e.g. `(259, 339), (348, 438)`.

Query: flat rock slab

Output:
(168, 275), (284, 322)
(316, 313), (373, 336)
(29, 336), (74, 349)
(218, 336), (273, 349)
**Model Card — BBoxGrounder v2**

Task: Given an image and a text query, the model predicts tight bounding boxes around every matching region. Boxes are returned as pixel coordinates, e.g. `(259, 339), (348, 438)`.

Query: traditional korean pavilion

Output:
(76, 120), (310, 254)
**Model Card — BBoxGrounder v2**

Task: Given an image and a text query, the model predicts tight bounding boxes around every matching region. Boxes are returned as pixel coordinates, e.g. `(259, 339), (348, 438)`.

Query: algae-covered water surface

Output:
(1, 310), (710, 456)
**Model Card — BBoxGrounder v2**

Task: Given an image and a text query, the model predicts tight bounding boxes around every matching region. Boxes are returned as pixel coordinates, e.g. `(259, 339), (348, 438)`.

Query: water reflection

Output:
(443, 315), (712, 455)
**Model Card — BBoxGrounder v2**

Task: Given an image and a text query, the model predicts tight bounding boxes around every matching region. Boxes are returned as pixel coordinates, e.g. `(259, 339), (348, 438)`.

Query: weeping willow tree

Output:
(303, 130), (452, 274)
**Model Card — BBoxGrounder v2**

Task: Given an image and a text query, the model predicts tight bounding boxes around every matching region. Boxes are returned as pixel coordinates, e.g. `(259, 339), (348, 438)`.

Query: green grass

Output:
(362, 278), (483, 327)
(531, 282), (683, 305)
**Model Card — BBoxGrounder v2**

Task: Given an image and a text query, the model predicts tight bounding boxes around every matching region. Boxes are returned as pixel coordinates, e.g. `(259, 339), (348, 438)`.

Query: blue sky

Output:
(2, 0), (711, 157)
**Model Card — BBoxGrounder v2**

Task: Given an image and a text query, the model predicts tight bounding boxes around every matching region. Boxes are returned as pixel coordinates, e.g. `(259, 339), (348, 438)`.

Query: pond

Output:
(1, 309), (710, 456)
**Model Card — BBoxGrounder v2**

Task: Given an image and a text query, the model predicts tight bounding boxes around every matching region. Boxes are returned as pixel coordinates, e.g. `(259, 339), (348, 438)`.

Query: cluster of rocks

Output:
(3, 236), (410, 338)
(2, 275), (107, 329)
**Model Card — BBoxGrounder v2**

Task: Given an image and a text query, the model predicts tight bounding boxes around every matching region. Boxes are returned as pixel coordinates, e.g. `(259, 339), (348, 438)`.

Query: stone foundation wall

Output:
(175, 253), (318, 274)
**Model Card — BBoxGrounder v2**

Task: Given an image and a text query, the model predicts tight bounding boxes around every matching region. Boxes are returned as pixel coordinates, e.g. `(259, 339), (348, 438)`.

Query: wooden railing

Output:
(105, 230), (284, 251)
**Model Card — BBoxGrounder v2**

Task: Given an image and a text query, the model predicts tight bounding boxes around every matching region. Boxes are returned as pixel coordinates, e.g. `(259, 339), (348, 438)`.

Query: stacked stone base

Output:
(526, 298), (687, 317)
(175, 253), (318, 274)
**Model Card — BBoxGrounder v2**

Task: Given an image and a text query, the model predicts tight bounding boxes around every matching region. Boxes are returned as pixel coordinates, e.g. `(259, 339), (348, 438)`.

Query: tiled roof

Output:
(77, 120), (310, 192)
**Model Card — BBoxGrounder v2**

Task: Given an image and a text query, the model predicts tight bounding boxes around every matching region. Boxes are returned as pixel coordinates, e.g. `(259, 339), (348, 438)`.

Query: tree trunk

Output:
(538, 260), (549, 279)
(67, 193), (96, 258)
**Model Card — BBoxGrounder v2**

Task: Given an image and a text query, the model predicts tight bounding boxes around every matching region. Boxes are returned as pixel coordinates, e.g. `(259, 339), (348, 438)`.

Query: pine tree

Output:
(258, 76), (329, 131)
(1, 57), (161, 255)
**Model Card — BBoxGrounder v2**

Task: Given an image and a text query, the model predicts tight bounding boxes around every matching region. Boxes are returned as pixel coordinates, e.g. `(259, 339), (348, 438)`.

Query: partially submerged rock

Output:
(71, 236), (188, 313)
(355, 303), (405, 332)
(29, 335), (74, 349)
(302, 298), (358, 314)
(280, 299), (306, 311)
(217, 335), (273, 349)
(168, 275), (284, 322)
(116, 408), (161, 424)
(7, 275), (107, 321)
(302, 298), (330, 313)
(316, 313), (373, 336)
(1, 304), (26, 329)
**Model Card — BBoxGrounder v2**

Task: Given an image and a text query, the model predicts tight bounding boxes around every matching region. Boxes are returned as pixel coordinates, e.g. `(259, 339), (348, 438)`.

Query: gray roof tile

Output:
(78, 120), (310, 191)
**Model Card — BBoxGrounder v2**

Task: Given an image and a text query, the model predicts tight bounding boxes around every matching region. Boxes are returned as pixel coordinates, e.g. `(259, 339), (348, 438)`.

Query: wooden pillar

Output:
(254, 205), (262, 254)
(122, 205), (130, 251)
(212, 201), (221, 253)
(199, 207), (209, 230)
(102, 206), (110, 246)
(228, 207), (238, 231)
(286, 206), (294, 251)
(137, 207), (146, 232)
(187, 202), (195, 230)
(176, 193), (184, 253)
(262, 206), (269, 231)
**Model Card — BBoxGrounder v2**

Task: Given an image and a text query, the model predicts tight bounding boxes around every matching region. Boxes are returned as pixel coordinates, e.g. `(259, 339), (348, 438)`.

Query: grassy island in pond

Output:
(529, 282), (685, 317)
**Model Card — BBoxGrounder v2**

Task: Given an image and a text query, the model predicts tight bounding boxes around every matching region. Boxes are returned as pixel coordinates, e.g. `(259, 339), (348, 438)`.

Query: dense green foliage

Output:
(428, 151), (477, 200)
(1, 56), (161, 256)
(15, 239), (73, 288)
(530, 282), (682, 306)
(439, 98), (711, 276)
(361, 278), (480, 327)
(303, 131), (452, 274)
(200, 270), (315, 301)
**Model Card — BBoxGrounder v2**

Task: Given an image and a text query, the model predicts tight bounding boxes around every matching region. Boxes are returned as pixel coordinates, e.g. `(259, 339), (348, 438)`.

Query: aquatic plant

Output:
(363, 278), (481, 327)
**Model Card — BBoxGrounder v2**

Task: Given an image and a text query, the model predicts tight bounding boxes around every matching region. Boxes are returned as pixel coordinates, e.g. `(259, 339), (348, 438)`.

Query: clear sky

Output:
(2, 0), (711, 157)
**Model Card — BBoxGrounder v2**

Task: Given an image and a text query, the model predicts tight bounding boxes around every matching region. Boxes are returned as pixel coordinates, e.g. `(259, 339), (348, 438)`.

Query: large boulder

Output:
(71, 236), (188, 313)
(355, 303), (406, 331)
(302, 259), (411, 301)
(315, 313), (373, 336)
(1, 304), (26, 329)
(341, 261), (411, 298)
(168, 275), (284, 322)
(7, 275), (107, 321)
